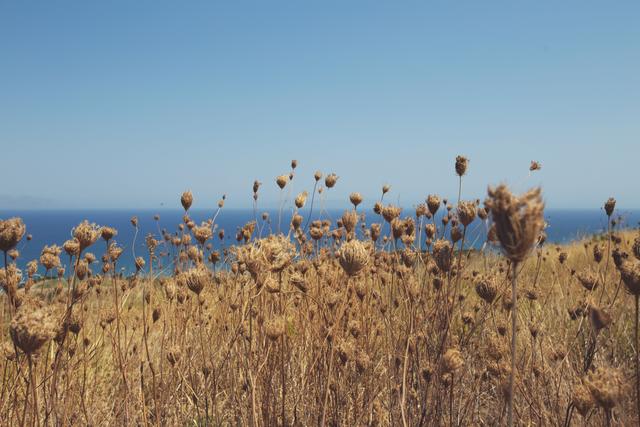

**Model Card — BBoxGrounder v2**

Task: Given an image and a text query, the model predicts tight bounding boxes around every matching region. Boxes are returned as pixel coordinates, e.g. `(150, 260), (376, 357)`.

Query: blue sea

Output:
(2, 208), (638, 276)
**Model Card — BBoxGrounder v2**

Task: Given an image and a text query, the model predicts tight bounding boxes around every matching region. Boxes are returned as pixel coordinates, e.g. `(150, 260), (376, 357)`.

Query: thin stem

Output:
(508, 261), (518, 427)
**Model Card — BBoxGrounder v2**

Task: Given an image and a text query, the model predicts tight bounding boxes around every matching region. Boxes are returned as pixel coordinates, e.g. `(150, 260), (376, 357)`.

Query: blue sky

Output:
(1, 1), (638, 210)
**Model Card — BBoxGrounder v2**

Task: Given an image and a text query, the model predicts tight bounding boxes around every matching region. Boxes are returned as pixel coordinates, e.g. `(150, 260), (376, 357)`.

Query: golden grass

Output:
(1, 162), (639, 426)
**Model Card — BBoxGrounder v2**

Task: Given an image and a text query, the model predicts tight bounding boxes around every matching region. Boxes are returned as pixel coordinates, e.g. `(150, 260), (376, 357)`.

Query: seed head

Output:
(457, 201), (477, 227)
(455, 155), (468, 176)
(585, 367), (625, 410)
(181, 190), (193, 211)
(485, 185), (545, 263)
(427, 195), (441, 215)
(349, 192), (363, 209)
(100, 226), (117, 241)
(276, 175), (289, 189)
(0, 217), (26, 252)
(442, 348), (464, 374)
(433, 239), (452, 272)
(10, 303), (58, 354)
(604, 197), (616, 217)
(529, 161), (542, 172)
(338, 240), (370, 277)
(325, 173), (338, 188)
(295, 191), (308, 209)
(73, 221), (100, 251)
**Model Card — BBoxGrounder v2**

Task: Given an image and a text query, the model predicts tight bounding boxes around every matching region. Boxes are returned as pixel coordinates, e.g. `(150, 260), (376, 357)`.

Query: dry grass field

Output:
(1, 159), (640, 426)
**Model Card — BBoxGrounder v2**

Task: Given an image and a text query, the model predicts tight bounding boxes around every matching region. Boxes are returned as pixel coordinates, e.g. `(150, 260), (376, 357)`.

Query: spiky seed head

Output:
(10, 303), (58, 354)
(585, 367), (625, 410)
(529, 160), (542, 171)
(100, 226), (117, 241)
(427, 195), (441, 215)
(181, 190), (193, 211)
(433, 239), (452, 272)
(73, 221), (100, 251)
(276, 175), (289, 189)
(265, 316), (286, 340)
(325, 173), (338, 188)
(604, 197), (616, 217)
(349, 192), (363, 208)
(455, 155), (468, 176)
(382, 184), (391, 194)
(457, 201), (477, 227)
(291, 159), (298, 169)
(338, 240), (369, 276)
(295, 191), (308, 209)
(475, 275), (498, 304)
(485, 185), (544, 263)
(135, 256), (146, 272)
(314, 170), (322, 181)
(0, 217), (26, 253)
(442, 348), (464, 374)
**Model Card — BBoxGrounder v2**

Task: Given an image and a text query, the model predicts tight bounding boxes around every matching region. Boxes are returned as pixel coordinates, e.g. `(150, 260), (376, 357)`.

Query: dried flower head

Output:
(0, 217), (26, 252)
(73, 221), (100, 251)
(276, 175), (289, 189)
(100, 226), (117, 241)
(427, 195), (441, 215)
(585, 367), (625, 410)
(604, 197), (616, 217)
(10, 303), (58, 354)
(433, 239), (452, 272)
(325, 173), (338, 188)
(486, 185), (545, 263)
(457, 201), (477, 227)
(349, 192), (363, 209)
(529, 161), (542, 172)
(295, 191), (308, 209)
(455, 155), (468, 177)
(181, 190), (193, 211)
(338, 240), (370, 276)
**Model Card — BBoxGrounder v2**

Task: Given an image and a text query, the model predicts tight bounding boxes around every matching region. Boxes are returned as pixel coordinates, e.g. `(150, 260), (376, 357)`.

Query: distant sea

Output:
(2, 208), (639, 276)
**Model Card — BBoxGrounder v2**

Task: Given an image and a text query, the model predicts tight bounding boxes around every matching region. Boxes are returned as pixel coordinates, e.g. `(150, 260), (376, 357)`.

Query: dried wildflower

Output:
(265, 316), (286, 340)
(632, 236), (640, 261)
(135, 257), (146, 272)
(381, 205), (401, 223)
(180, 265), (210, 295)
(585, 367), (625, 410)
(341, 210), (358, 235)
(616, 257), (640, 295)
(604, 197), (616, 217)
(325, 173), (338, 188)
(588, 305), (612, 332)
(40, 245), (62, 272)
(433, 239), (452, 272)
(427, 195), (441, 215)
(338, 240), (370, 276)
(486, 185), (545, 263)
(349, 192), (363, 209)
(475, 275), (498, 303)
(276, 175), (289, 189)
(572, 383), (594, 417)
(193, 223), (213, 245)
(73, 220), (100, 251)
(529, 161), (541, 172)
(0, 217), (26, 252)
(295, 191), (308, 209)
(576, 270), (598, 291)
(181, 190), (193, 211)
(457, 201), (477, 227)
(10, 304), (58, 354)
(455, 155), (468, 176)
(442, 348), (464, 374)
(100, 226), (117, 241)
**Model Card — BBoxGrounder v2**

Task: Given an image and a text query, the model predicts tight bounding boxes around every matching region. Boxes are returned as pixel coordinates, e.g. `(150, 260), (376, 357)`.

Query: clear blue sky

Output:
(1, 1), (638, 210)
